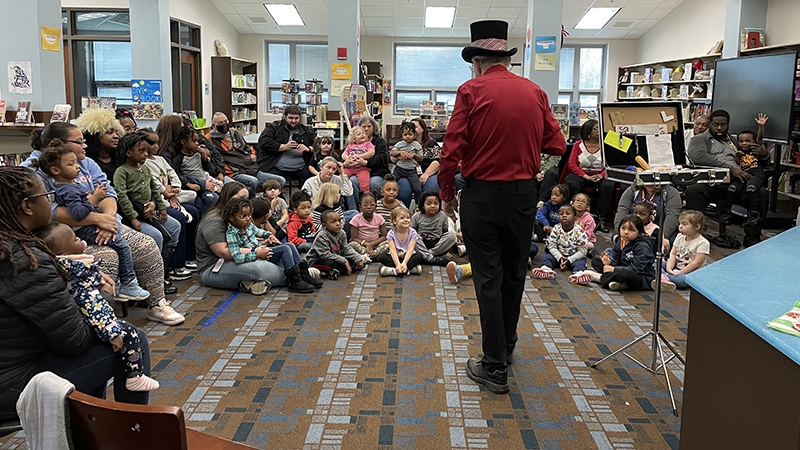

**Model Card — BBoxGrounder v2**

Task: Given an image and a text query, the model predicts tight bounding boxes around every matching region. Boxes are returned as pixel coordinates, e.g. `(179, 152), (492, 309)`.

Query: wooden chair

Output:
(67, 391), (255, 450)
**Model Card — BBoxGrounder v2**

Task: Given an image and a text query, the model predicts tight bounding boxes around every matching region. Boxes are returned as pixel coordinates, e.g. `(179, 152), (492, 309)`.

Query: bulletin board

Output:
(598, 101), (686, 169)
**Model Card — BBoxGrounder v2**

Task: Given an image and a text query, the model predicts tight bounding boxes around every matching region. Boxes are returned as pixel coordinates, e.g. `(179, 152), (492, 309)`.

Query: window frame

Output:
(263, 41), (329, 112)
(63, 8), (131, 116)
(170, 18), (203, 114)
(558, 44), (606, 109)
(392, 43), (469, 115)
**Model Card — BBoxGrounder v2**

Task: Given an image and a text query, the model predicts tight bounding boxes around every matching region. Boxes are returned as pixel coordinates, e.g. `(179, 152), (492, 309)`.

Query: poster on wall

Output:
(8, 61), (33, 95)
(382, 79), (391, 106)
(534, 54), (556, 71)
(535, 36), (557, 53)
(131, 79), (164, 120)
(331, 63), (352, 80)
(41, 27), (61, 52)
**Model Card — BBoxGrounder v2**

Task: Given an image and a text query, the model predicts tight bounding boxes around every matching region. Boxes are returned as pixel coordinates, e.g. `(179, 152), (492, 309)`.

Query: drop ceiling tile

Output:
(609, 19), (641, 29)
(232, 3), (271, 15)
(646, 7), (672, 19)
(361, 5), (394, 17)
(213, 2), (237, 14)
(590, 0), (631, 6)
(365, 17), (395, 27)
(394, 17), (423, 27)
(306, 25), (328, 36)
(302, 15), (328, 26)
(425, 0), (459, 6)
(457, 0), (492, 5)
(423, 28), (455, 37)
(223, 14), (247, 25)
(295, 3), (327, 16)
(615, 7), (655, 19)
(456, 6), (490, 19)
(233, 24), (253, 34)
(359, 0), (388, 4)
(487, 7), (523, 20)
(635, 18), (660, 29)
(659, 0), (685, 7)
(277, 25), (311, 35)
(595, 29), (636, 39)
(365, 26), (395, 37)
(451, 27), (471, 38)
(392, 6), (424, 18)
(565, 29), (602, 39)
(394, 27), (424, 36)
(626, 29), (647, 38)
(490, 0), (527, 6)
(509, 28), (526, 38)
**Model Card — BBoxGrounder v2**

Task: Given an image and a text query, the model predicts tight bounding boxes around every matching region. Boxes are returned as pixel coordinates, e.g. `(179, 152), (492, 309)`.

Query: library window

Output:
(394, 44), (471, 115)
(265, 42), (329, 111)
(170, 19), (202, 114)
(558, 45), (605, 108)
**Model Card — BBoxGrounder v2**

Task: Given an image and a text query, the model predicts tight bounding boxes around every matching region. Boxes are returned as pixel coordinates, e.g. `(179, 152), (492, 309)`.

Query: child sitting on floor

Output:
(311, 183), (345, 231)
(533, 204), (591, 284)
(287, 190), (316, 253)
(585, 214), (655, 291)
(349, 192), (388, 260)
(35, 223), (159, 392)
(375, 175), (403, 230)
(308, 209), (365, 279)
(250, 197), (286, 242)
(378, 206), (424, 277)
(656, 210), (709, 292)
(224, 197), (317, 293)
(411, 190), (454, 266)
(633, 201), (670, 254)
(535, 184), (569, 240)
(572, 193), (596, 252)
(262, 179), (288, 230)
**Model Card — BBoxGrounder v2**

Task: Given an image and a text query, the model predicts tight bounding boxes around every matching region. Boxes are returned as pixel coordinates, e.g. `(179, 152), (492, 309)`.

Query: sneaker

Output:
(362, 255), (372, 264)
(446, 261), (462, 284)
(456, 245), (467, 257)
(410, 265), (423, 275)
(585, 270), (602, 283)
(164, 283), (178, 295)
(184, 260), (198, 271)
(118, 280), (150, 301)
(568, 271), (592, 284)
(652, 277), (677, 292)
(147, 299), (185, 325)
(431, 256), (450, 266)
(536, 200), (544, 210)
(238, 280), (270, 295)
(380, 266), (397, 277)
(743, 210), (760, 227)
(608, 281), (628, 291)
(532, 266), (556, 279)
(324, 268), (340, 280)
(465, 357), (509, 394)
(167, 268), (192, 281)
(308, 267), (321, 278)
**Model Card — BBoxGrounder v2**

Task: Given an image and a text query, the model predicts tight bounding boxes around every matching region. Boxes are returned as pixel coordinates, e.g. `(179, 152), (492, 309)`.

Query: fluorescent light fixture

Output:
(425, 7), (456, 28)
(263, 4), (304, 26)
(574, 7), (620, 29)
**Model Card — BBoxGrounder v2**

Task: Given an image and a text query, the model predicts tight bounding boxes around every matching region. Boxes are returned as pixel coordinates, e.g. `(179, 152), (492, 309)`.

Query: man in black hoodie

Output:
(257, 105), (317, 185)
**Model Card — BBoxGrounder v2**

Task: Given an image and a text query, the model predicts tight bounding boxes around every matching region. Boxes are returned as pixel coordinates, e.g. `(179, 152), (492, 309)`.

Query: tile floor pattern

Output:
(0, 223), (779, 450)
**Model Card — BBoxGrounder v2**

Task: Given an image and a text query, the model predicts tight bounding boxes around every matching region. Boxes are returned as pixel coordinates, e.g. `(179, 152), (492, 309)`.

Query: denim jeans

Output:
(349, 175), (384, 199)
(75, 226), (137, 284)
(397, 174), (439, 207)
(661, 260), (688, 289)
(191, 190), (218, 217)
(139, 214), (181, 252)
(297, 242), (312, 253)
(200, 259), (287, 290)
(228, 172), (286, 198)
(268, 243), (302, 269)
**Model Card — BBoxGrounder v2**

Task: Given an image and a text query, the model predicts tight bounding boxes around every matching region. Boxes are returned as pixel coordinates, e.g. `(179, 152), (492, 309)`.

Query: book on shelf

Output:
(50, 104), (71, 123)
(15, 102), (33, 124)
(0, 100), (6, 124)
(740, 28), (765, 50)
(661, 68), (672, 83)
(644, 68), (653, 83)
(682, 63), (693, 81)
(568, 102), (580, 126)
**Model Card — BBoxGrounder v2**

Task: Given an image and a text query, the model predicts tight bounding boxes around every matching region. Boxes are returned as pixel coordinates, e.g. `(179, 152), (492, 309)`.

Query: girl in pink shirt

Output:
(572, 193), (596, 251)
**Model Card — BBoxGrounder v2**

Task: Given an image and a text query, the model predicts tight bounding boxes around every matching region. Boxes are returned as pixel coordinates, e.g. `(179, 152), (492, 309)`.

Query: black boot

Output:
(719, 210), (733, 225)
(298, 261), (324, 289)
(285, 265), (315, 293)
(161, 246), (175, 277)
(743, 210), (760, 227)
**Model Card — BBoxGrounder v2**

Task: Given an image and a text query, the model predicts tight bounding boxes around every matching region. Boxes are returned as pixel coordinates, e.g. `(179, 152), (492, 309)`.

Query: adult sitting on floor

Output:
(685, 109), (769, 247)
(257, 105), (316, 187)
(207, 112), (285, 198)
(0, 166), (152, 420)
(196, 182), (289, 294)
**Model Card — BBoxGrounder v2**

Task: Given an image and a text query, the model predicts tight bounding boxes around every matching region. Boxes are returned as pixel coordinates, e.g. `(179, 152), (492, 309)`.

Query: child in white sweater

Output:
(533, 204), (591, 284)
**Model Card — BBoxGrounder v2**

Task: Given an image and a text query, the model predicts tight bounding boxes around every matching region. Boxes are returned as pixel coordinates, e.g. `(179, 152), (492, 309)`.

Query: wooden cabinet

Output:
(211, 56), (259, 136)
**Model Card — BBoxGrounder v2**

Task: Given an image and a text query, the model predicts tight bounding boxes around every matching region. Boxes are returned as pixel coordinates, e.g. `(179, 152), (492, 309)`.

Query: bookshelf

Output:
(616, 53), (721, 125)
(361, 61), (383, 119)
(211, 56), (259, 136)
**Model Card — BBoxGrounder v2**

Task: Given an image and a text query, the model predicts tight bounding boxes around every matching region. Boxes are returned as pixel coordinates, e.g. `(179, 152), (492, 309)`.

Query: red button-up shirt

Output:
(438, 65), (566, 202)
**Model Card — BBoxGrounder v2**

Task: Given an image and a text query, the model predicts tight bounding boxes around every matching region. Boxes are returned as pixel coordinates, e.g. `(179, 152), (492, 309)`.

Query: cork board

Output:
(600, 102), (683, 134)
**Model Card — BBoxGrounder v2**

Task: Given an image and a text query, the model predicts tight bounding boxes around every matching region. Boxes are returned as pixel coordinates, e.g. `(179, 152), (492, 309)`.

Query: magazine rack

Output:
(339, 84), (367, 134)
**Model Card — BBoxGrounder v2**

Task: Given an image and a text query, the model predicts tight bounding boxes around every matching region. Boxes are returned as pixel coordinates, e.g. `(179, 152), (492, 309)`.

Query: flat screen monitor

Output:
(711, 52), (797, 142)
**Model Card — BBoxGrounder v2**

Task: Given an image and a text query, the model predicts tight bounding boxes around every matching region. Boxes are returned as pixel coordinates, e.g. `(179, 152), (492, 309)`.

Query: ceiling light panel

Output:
(425, 7), (456, 28)
(574, 7), (621, 29)
(264, 4), (305, 26)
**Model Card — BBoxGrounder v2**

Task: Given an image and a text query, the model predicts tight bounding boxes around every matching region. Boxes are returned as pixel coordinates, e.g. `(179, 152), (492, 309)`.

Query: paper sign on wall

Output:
(8, 62), (32, 94)
(534, 54), (556, 71)
(535, 36), (557, 53)
(331, 63), (352, 80)
(331, 79), (349, 97)
(131, 79), (163, 120)
(41, 27), (61, 52)
(604, 130), (633, 153)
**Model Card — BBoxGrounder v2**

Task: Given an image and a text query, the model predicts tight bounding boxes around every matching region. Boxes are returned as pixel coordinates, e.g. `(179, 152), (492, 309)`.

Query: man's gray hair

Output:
(695, 114), (709, 122)
(356, 115), (379, 132)
(472, 55), (512, 69)
(212, 111), (228, 122)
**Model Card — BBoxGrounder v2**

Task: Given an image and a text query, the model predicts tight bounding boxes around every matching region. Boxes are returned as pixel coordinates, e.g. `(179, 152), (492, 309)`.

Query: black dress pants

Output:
(461, 177), (537, 374)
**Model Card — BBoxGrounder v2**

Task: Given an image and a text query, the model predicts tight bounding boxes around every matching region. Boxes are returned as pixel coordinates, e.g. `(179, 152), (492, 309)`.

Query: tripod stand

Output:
(590, 174), (686, 417)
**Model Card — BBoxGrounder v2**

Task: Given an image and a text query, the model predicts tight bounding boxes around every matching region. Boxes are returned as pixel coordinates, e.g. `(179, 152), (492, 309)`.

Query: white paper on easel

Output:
(616, 124), (668, 135)
(646, 134), (675, 167)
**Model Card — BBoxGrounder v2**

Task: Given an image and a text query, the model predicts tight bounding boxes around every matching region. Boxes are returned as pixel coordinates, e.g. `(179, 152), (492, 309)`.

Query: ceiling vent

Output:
(250, 16), (269, 23)
(613, 20), (634, 28)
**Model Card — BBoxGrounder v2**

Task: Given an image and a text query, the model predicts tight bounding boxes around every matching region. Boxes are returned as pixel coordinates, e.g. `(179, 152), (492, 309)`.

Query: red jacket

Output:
(286, 212), (316, 245)
(439, 65), (565, 202)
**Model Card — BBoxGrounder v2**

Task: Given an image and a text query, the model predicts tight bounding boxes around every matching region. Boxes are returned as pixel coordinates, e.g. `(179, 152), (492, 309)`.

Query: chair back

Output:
(67, 391), (187, 450)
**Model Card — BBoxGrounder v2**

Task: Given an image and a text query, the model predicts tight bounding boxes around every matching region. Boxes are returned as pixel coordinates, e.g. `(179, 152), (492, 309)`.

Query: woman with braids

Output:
(0, 166), (153, 418)
(77, 108), (124, 184)
(22, 121), (185, 324)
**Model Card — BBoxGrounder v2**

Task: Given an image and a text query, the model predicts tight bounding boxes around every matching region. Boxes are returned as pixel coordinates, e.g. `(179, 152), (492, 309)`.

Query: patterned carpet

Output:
(0, 221), (783, 450)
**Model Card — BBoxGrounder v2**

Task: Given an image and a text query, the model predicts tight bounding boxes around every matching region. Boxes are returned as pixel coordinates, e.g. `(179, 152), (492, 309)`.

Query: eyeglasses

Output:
(66, 139), (86, 146)
(19, 191), (55, 207)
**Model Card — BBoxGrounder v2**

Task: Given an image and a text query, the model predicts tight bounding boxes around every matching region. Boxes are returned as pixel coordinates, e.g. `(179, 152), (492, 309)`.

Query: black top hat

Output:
(461, 20), (518, 63)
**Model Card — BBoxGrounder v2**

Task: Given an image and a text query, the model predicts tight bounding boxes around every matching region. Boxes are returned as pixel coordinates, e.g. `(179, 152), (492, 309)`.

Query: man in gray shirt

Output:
(685, 109), (769, 247)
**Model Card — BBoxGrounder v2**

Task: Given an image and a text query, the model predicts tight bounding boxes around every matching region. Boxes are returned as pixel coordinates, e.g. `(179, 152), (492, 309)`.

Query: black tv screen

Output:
(712, 52), (797, 142)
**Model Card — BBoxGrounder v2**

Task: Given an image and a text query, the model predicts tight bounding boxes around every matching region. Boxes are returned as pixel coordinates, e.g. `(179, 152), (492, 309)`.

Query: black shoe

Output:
(164, 284), (178, 295)
(164, 279), (173, 287)
(465, 357), (509, 394)
(743, 210), (760, 227)
(285, 265), (315, 293)
(324, 268), (340, 280)
(298, 261), (324, 289)
(431, 256), (450, 266)
(166, 268), (192, 281)
(596, 221), (609, 233)
(719, 211), (733, 225)
(743, 235), (761, 248)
